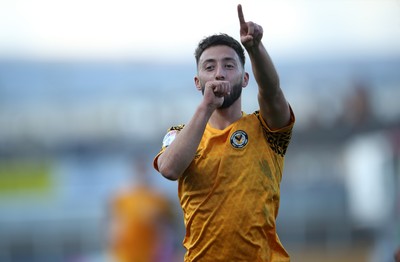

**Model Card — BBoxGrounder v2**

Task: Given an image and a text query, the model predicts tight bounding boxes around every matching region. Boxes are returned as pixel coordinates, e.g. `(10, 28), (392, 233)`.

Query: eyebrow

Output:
(201, 57), (237, 65)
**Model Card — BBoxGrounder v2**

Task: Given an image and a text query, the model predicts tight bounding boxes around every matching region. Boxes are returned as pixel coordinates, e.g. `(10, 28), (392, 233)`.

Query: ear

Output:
(242, 72), (250, 88)
(194, 76), (202, 91)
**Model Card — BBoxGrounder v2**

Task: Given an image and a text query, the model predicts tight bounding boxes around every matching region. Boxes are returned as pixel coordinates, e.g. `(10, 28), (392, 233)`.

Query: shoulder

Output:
(252, 110), (261, 118)
(161, 124), (185, 148)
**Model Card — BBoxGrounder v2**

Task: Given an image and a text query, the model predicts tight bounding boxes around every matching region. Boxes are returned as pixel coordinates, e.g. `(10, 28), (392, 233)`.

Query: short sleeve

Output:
(254, 105), (295, 157)
(153, 124), (185, 172)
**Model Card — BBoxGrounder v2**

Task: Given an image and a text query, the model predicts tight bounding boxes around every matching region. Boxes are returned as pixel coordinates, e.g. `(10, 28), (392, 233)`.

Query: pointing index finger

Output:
(237, 4), (246, 25)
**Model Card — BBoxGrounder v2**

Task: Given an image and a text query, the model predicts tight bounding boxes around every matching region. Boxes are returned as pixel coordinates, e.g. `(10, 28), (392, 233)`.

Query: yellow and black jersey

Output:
(154, 108), (295, 262)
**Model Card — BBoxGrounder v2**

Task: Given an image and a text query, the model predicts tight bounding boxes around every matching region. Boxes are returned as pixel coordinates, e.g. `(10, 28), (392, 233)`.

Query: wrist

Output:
(198, 101), (217, 117)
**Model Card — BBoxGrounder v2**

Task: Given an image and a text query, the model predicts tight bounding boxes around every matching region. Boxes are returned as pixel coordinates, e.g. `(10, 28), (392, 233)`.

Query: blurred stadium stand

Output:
(0, 57), (399, 261)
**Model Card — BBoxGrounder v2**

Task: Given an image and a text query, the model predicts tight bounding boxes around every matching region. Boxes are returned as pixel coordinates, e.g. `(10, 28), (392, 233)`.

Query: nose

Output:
(215, 65), (225, 80)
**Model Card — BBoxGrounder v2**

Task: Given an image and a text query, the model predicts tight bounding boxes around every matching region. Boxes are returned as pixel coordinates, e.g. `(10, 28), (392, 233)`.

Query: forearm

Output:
(157, 103), (213, 180)
(247, 44), (290, 129)
(247, 43), (280, 95)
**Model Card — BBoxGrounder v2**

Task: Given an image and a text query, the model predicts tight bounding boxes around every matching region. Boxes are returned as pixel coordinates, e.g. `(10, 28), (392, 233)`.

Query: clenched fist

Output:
(203, 80), (231, 109)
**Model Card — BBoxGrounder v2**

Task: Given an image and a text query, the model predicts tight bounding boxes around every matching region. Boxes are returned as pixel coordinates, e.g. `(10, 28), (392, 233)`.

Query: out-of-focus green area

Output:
(0, 160), (52, 196)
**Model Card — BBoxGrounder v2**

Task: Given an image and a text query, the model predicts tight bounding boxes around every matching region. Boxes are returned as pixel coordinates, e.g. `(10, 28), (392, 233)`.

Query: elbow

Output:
(158, 163), (181, 181)
(156, 152), (186, 181)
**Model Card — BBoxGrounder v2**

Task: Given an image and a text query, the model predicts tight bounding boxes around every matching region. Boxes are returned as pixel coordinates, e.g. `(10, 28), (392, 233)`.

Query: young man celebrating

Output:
(154, 4), (295, 261)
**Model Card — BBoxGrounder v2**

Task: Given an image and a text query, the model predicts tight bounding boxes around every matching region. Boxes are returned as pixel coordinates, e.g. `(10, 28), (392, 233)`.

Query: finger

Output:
(247, 21), (254, 36)
(222, 82), (231, 95)
(219, 82), (229, 95)
(213, 84), (224, 95)
(254, 26), (263, 40)
(258, 24), (264, 36)
(237, 4), (246, 25)
(213, 87), (225, 97)
(213, 82), (230, 96)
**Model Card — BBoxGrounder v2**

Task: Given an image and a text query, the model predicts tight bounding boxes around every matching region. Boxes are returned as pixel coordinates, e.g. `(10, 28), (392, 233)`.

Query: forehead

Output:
(199, 45), (240, 64)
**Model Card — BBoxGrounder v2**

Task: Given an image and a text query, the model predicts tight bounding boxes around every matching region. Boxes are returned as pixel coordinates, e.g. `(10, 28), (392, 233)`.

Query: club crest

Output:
(230, 130), (248, 149)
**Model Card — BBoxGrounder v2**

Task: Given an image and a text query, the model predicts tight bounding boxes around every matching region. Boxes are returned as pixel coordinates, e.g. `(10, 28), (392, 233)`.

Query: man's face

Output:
(196, 45), (247, 108)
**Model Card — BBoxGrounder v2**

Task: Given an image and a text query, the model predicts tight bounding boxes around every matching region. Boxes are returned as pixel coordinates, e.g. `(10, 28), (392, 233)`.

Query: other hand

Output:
(237, 4), (263, 49)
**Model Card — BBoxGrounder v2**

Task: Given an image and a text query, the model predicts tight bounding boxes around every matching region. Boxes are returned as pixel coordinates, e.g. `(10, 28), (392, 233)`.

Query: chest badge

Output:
(230, 130), (248, 149)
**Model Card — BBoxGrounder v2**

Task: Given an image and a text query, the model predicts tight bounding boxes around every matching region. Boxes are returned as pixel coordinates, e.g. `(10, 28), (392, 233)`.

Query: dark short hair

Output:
(194, 34), (245, 67)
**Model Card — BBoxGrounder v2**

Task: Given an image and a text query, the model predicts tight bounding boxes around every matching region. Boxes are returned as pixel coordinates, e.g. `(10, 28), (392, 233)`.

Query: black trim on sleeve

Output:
(254, 111), (293, 157)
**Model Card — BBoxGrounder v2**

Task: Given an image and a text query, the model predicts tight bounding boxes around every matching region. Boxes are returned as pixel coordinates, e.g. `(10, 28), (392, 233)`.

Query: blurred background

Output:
(0, 0), (399, 261)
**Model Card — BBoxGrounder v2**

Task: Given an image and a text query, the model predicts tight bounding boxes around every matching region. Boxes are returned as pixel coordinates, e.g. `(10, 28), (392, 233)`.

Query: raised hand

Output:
(237, 4), (263, 49)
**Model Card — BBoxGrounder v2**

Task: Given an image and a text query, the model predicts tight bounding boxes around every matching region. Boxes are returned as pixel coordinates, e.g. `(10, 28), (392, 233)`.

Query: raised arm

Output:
(238, 4), (291, 130)
(156, 81), (231, 180)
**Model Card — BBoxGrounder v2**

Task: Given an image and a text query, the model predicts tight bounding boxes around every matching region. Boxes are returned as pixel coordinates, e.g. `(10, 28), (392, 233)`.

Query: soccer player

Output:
(153, 4), (295, 261)
(108, 159), (175, 262)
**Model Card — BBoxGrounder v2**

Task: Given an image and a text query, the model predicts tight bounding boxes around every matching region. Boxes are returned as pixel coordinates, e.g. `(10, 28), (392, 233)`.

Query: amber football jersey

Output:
(154, 110), (295, 262)
(109, 186), (173, 262)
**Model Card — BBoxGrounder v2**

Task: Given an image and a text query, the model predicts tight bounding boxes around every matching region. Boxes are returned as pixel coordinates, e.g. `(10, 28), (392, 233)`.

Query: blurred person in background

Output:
(108, 157), (175, 262)
(153, 4), (294, 262)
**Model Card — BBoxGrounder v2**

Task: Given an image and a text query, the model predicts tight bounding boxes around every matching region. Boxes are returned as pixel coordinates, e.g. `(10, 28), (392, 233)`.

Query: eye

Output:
(204, 65), (215, 71)
(225, 63), (235, 69)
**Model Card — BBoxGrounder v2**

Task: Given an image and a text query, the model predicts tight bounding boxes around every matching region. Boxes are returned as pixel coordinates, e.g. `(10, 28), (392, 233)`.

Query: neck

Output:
(208, 99), (242, 130)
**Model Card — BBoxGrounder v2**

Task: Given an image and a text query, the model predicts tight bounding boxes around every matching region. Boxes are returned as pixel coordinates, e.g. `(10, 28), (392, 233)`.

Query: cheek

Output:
(233, 75), (245, 87)
(198, 73), (214, 82)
